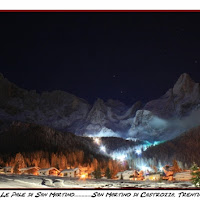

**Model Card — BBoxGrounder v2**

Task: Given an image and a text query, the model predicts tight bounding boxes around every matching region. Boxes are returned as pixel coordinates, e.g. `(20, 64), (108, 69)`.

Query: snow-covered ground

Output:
(0, 174), (195, 188)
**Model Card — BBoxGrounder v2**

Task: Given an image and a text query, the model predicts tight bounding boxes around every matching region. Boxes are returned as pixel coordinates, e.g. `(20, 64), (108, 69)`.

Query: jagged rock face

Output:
(128, 110), (168, 141)
(129, 73), (200, 141)
(83, 99), (141, 136)
(0, 73), (91, 133)
(0, 73), (141, 136)
(144, 73), (200, 118)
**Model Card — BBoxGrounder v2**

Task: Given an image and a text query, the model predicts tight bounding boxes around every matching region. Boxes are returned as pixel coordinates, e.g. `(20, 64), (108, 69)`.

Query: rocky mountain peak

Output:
(86, 98), (107, 122)
(173, 73), (196, 95)
(144, 72), (200, 118)
(94, 98), (104, 105)
(91, 98), (107, 111)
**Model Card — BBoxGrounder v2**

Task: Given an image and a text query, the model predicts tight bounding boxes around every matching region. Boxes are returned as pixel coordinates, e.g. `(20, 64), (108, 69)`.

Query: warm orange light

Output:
(80, 174), (86, 179)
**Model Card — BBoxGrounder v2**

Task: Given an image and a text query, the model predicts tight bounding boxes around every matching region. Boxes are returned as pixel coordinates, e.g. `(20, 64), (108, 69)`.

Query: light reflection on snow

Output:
(100, 145), (106, 153)
(135, 149), (142, 155)
(111, 153), (127, 162)
(93, 137), (101, 145)
(0, 174), (194, 188)
(89, 132), (166, 171)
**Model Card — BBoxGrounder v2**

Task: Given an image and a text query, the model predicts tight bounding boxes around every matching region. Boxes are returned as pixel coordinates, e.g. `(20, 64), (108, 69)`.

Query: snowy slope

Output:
(0, 174), (194, 188)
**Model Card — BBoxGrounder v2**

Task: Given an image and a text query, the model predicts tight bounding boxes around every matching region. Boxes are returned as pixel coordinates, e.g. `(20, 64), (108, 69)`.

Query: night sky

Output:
(0, 12), (200, 105)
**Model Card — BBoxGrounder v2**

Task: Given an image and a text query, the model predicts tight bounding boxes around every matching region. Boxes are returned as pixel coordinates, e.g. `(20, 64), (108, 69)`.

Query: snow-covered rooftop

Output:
(3, 166), (13, 169)
(61, 168), (79, 173)
(19, 167), (40, 171)
(38, 167), (60, 172)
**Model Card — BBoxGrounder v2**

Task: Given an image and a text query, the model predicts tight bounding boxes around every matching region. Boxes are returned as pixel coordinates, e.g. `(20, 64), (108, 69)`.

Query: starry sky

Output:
(0, 12), (200, 105)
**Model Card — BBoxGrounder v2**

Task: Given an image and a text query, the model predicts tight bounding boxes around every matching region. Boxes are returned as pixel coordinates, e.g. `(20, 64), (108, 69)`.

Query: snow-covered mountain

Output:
(144, 73), (200, 118)
(83, 99), (141, 137)
(128, 73), (200, 141)
(0, 72), (200, 141)
(0, 73), (141, 137)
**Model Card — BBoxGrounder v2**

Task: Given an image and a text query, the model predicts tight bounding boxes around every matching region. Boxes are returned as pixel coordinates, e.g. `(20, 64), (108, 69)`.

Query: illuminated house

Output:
(60, 168), (80, 177)
(162, 165), (174, 181)
(3, 166), (13, 174)
(173, 171), (192, 181)
(116, 170), (134, 180)
(38, 167), (60, 176)
(0, 167), (3, 173)
(19, 167), (40, 175)
(144, 173), (161, 181)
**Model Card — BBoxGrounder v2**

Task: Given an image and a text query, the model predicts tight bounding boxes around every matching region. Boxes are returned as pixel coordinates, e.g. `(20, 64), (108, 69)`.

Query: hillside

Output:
(0, 122), (97, 153)
(0, 122), (109, 169)
(143, 125), (200, 166)
(0, 122), (138, 171)
(101, 137), (141, 152)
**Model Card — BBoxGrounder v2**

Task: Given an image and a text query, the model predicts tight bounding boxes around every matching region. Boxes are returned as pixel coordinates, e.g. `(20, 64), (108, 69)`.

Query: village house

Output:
(116, 171), (123, 180)
(173, 171), (192, 181)
(144, 173), (161, 181)
(19, 167), (40, 175)
(90, 171), (96, 179)
(0, 167), (4, 173)
(3, 166), (13, 174)
(116, 170), (135, 180)
(162, 165), (174, 181)
(60, 168), (80, 177)
(38, 167), (60, 176)
(116, 169), (145, 181)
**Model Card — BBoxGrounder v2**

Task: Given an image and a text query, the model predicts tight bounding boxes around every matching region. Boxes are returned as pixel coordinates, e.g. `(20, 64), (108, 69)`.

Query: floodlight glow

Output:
(80, 174), (86, 179)
(117, 155), (126, 162)
(94, 137), (100, 145)
(159, 167), (163, 171)
(135, 149), (142, 155)
(100, 145), (106, 153)
(141, 166), (147, 171)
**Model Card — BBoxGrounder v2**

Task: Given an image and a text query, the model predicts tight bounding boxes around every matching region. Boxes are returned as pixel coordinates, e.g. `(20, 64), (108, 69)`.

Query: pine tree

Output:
(105, 167), (111, 179)
(191, 163), (200, 187)
(94, 166), (101, 179)
(173, 159), (181, 173)
(13, 162), (20, 174)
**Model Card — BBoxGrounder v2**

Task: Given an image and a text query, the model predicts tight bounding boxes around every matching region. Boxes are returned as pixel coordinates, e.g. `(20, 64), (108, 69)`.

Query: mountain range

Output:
(0, 72), (200, 142)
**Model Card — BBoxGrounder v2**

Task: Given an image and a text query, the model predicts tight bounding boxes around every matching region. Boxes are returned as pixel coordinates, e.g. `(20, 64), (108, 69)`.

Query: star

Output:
(113, 75), (116, 78)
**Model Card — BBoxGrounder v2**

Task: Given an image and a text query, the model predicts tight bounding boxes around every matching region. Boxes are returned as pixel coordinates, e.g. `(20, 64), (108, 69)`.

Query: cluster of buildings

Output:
(116, 165), (193, 181)
(0, 166), (85, 178)
(0, 166), (13, 174)
(0, 165), (193, 182)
